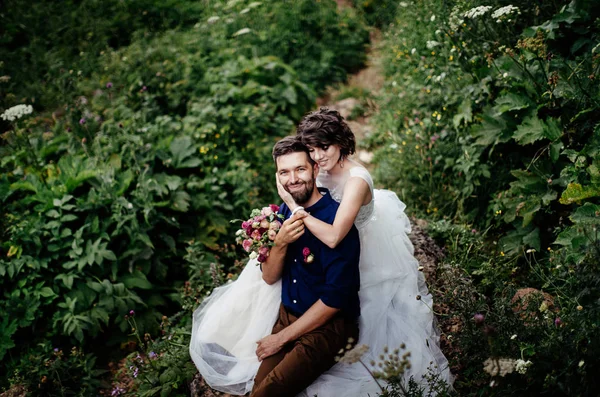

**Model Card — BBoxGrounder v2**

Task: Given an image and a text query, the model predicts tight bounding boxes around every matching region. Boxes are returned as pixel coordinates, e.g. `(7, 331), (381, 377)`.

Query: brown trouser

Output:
(250, 304), (359, 397)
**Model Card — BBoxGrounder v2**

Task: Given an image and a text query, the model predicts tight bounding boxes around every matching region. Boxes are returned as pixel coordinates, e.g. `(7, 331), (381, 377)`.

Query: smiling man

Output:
(250, 136), (361, 397)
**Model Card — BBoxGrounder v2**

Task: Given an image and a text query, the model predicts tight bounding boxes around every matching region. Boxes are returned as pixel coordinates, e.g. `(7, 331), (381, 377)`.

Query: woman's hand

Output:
(276, 173), (299, 210)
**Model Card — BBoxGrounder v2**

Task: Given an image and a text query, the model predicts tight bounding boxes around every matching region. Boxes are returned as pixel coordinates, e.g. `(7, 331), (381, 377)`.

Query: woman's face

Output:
(307, 144), (341, 172)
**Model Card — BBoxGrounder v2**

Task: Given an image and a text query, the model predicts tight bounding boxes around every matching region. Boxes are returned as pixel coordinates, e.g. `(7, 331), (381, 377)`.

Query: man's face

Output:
(276, 151), (317, 205)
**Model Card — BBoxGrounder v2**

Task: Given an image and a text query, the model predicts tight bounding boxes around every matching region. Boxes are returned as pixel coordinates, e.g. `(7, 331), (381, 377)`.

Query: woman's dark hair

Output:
(272, 135), (315, 166)
(296, 107), (356, 160)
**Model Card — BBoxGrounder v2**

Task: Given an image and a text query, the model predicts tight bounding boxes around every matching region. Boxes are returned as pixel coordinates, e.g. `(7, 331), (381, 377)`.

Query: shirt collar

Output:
(304, 187), (332, 213)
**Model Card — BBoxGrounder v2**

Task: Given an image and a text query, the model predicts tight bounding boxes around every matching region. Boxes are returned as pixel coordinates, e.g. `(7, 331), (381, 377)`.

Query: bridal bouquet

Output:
(234, 204), (284, 264)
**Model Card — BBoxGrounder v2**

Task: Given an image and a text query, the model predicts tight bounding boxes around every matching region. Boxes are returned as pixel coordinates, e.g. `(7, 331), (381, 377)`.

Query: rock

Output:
(511, 288), (556, 322)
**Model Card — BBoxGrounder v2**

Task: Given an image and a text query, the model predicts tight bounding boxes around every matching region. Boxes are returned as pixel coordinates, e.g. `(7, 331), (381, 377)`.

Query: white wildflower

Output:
(483, 357), (516, 377)
(426, 40), (440, 49)
(492, 5), (520, 22)
(240, 8), (250, 14)
(430, 15), (436, 22)
(389, 143), (398, 150)
(127, 203), (133, 209)
(515, 359), (532, 374)
(579, 360), (585, 367)
(248, 2), (262, 8)
(449, 6), (464, 30)
(337, 344), (369, 364)
(233, 28), (252, 37)
(464, 6), (492, 19)
(0, 75), (11, 83)
(207, 16), (220, 23)
(411, 48), (417, 55)
(1, 104), (33, 122)
(526, 248), (535, 253)
(510, 334), (517, 340)
(399, 2), (408, 7)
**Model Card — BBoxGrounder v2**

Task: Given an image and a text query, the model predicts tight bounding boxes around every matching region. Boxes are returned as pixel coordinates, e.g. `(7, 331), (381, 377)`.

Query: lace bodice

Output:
(317, 165), (375, 229)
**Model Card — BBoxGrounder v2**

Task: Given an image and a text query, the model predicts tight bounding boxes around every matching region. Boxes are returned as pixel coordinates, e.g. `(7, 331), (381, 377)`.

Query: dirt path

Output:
(316, 28), (384, 170)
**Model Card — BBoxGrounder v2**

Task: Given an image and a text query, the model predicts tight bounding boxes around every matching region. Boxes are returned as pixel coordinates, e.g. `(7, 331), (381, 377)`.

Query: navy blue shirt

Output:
(278, 188), (360, 319)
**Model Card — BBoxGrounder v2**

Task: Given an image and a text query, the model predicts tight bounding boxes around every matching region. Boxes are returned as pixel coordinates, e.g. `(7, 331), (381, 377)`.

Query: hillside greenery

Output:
(0, 1), (369, 394)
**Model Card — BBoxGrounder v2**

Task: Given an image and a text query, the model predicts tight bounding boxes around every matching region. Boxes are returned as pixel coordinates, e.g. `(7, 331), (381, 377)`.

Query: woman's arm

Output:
(301, 177), (371, 248)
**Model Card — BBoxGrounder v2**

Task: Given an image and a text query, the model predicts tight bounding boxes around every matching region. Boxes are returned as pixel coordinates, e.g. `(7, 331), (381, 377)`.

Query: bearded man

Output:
(250, 136), (361, 397)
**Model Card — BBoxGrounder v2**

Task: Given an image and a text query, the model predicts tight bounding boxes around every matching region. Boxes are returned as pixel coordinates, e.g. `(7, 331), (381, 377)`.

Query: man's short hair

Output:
(272, 136), (316, 167)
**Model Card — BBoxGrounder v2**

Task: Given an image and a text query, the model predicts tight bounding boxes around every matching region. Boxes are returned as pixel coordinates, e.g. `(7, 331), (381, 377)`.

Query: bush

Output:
(366, 0), (600, 395)
(0, 0), (370, 392)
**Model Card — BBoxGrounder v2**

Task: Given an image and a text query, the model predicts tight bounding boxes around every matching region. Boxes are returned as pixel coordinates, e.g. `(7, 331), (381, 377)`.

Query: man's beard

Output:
(286, 178), (315, 205)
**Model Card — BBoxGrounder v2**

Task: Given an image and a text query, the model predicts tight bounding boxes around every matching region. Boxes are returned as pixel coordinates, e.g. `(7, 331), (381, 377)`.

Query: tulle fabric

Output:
(189, 189), (452, 395)
(189, 258), (281, 395)
(300, 189), (452, 397)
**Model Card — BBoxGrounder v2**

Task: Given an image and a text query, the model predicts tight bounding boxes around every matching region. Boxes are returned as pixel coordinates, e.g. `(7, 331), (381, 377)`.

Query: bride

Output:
(190, 108), (452, 396)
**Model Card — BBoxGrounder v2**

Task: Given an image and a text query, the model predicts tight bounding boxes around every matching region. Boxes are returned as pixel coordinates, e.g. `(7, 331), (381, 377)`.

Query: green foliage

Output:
(368, 0), (600, 258)
(6, 343), (104, 396)
(428, 219), (600, 395)
(367, 1), (600, 394)
(1, 0), (370, 392)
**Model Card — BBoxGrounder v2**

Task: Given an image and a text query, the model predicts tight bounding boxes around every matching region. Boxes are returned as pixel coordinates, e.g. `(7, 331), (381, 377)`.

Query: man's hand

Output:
(275, 213), (306, 246)
(256, 333), (286, 361)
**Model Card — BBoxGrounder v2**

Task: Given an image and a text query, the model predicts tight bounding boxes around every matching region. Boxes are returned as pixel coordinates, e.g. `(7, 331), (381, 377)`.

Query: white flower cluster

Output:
(1, 104), (33, 122)
(449, 6), (465, 31)
(483, 357), (516, 377)
(464, 5), (492, 19)
(515, 359), (532, 374)
(426, 40), (440, 49)
(492, 5), (520, 23)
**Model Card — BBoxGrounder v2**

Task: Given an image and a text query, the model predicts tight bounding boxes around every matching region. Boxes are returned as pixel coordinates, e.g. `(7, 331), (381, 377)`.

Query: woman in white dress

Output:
(189, 108), (452, 396)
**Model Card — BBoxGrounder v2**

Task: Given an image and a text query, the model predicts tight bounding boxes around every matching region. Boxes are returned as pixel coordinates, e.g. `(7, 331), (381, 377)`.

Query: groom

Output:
(250, 136), (361, 397)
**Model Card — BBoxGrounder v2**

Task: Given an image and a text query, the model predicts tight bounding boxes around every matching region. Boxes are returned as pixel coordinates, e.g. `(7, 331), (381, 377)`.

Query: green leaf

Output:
(171, 190), (191, 212)
(121, 271), (153, 290)
(39, 287), (56, 298)
(472, 113), (507, 146)
(46, 209), (60, 218)
(559, 183), (600, 204)
(549, 141), (563, 162)
(544, 118), (562, 141)
(570, 203), (600, 225)
(453, 98), (472, 128)
(513, 115), (545, 145)
(493, 93), (531, 115)
(170, 136), (200, 169)
(522, 227), (541, 251)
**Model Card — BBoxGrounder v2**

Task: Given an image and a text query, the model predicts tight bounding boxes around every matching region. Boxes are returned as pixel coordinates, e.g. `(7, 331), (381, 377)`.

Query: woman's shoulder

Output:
(347, 164), (373, 186)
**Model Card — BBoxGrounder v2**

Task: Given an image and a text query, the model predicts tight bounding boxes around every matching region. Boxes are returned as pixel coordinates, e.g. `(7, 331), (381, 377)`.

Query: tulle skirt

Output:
(189, 190), (452, 396)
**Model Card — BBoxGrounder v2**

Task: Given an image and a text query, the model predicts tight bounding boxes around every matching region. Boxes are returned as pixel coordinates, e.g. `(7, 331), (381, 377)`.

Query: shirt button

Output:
(293, 279), (297, 283)
(293, 300), (297, 304)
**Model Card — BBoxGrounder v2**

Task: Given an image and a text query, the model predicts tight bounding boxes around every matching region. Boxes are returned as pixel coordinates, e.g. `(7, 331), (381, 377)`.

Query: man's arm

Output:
(261, 213), (305, 285)
(255, 299), (339, 360)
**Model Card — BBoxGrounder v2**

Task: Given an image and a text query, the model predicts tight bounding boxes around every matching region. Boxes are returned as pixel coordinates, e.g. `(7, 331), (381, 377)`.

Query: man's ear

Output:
(312, 162), (319, 176)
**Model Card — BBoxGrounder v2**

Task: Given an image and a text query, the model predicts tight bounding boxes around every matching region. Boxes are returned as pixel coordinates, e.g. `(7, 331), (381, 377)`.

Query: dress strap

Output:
(349, 167), (374, 196)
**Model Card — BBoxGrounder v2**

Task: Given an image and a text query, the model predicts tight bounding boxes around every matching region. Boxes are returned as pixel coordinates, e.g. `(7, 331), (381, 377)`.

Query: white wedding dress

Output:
(190, 166), (452, 396)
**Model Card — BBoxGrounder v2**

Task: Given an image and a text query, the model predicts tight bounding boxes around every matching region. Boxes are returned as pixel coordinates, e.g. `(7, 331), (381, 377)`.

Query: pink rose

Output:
(269, 221), (280, 231)
(261, 207), (274, 217)
(269, 204), (280, 212)
(259, 246), (269, 256)
(257, 253), (267, 263)
(242, 239), (253, 252)
(260, 219), (270, 229)
(251, 230), (261, 240)
(241, 220), (251, 229)
(302, 247), (311, 257)
(268, 230), (277, 240)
